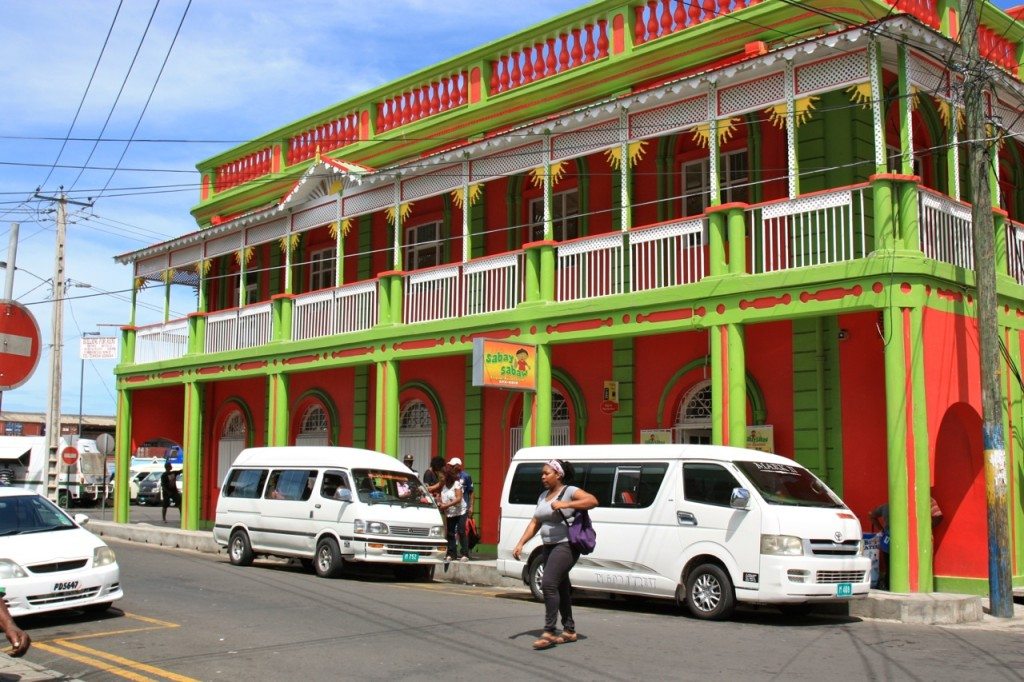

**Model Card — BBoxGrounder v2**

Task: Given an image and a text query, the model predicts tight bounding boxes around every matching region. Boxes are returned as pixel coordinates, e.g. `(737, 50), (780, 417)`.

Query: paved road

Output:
(15, 540), (1024, 681)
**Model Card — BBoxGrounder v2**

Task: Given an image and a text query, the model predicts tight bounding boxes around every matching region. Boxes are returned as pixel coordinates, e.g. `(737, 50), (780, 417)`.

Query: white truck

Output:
(0, 435), (111, 507)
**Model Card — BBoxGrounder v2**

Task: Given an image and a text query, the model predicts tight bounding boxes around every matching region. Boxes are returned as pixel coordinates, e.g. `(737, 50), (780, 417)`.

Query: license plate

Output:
(54, 580), (79, 592)
(401, 552), (419, 563)
(836, 582), (852, 597)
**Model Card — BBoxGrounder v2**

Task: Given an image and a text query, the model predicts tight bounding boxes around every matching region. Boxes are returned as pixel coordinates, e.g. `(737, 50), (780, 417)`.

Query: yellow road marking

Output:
(34, 641), (156, 682)
(124, 612), (183, 628)
(51, 639), (199, 682)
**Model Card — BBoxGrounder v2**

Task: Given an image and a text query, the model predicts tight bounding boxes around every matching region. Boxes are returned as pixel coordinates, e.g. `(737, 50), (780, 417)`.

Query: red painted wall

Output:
(288, 367), (356, 445)
(129, 385), (184, 453)
(746, 321), (794, 456)
(399, 355), (466, 460)
(202, 377), (266, 518)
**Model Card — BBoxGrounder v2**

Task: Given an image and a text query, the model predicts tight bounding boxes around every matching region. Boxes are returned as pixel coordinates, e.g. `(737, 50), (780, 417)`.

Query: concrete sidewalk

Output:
(0, 654), (78, 681)
(89, 520), (1014, 626)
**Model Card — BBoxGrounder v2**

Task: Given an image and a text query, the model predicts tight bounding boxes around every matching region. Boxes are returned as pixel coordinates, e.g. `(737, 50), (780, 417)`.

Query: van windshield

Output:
(735, 461), (845, 508)
(352, 469), (434, 508)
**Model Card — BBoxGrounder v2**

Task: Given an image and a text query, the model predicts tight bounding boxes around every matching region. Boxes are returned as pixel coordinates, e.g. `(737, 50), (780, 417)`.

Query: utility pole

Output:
(34, 190), (92, 503)
(960, 0), (1013, 617)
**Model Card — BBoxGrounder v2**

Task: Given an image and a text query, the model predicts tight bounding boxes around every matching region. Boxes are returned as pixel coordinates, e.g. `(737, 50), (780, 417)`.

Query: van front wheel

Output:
(527, 554), (545, 602)
(228, 531), (254, 567)
(315, 538), (344, 578)
(685, 563), (735, 620)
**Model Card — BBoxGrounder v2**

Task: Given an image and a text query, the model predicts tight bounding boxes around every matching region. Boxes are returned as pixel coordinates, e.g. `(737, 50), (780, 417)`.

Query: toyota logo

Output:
(834, 531), (843, 542)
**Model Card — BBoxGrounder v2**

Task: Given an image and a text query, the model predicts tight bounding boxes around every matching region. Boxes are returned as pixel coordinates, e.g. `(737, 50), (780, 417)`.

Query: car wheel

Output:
(315, 537), (344, 578)
(527, 554), (545, 602)
(298, 558), (315, 572)
(57, 491), (69, 508)
(685, 563), (736, 620)
(228, 530), (254, 567)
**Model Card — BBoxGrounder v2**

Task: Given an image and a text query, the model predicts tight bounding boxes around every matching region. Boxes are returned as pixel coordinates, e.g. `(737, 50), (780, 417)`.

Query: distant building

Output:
(0, 412), (115, 440)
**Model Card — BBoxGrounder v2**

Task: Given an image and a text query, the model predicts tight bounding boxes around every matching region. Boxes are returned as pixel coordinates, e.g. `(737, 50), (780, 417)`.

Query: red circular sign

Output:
(61, 446), (79, 466)
(0, 300), (41, 391)
(601, 400), (619, 414)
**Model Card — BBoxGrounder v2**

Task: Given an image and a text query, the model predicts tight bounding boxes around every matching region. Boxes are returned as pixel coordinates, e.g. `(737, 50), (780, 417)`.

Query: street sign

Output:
(96, 433), (115, 455)
(80, 336), (118, 360)
(0, 300), (41, 391)
(61, 446), (79, 466)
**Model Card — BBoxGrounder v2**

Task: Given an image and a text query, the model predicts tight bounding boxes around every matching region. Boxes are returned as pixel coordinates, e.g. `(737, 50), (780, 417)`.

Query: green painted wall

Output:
(357, 215), (373, 281)
(611, 338), (634, 443)
(791, 316), (844, 493)
(352, 365), (369, 449)
(464, 355), (483, 517)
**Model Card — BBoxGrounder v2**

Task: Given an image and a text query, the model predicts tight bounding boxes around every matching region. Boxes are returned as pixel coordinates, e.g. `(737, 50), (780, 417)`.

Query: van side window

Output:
(508, 463), (545, 504)
(265, 469), (318, 501)
(683, 463), (740, 507)
(320, 471), (350, 499)
(223, 469), (267, 499)
(580, 464), (614, 506)
(610, 464), (668, 507)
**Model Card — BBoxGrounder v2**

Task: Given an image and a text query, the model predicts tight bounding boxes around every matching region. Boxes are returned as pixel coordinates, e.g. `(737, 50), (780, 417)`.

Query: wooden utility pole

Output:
(961, 0), (1013, 618)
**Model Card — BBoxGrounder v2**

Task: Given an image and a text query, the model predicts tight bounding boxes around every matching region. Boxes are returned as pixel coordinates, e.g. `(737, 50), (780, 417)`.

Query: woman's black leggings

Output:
(541, 542), (580, 634)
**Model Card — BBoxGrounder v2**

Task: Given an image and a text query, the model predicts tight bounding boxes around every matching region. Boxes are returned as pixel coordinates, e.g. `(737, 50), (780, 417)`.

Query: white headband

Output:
(547, 460), (564, 478)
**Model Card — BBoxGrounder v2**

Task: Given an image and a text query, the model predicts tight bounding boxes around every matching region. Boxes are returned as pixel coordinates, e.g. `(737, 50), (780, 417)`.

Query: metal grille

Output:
(343, 185), (393, 217)
(919, 189), (973, 269)
(630, 95), (706, 139)
(205, 233), (242, 259)
(808, 539), (862, 556)
(551, 119), (619, 162)
(294, 199), (337, 232)
(246, 217), (289, 246)
(718, 73), (785, 117)
(815, 570), (865, 584)
(134, 319), (189, 364)
(136, 254), (167, 279)
(402, 165), (460, 202)
(907, 52), (947, 96)
(470, 142), (544, 183)
(27, 559), (88, 574)
(629, 218), (706, 291)
(299, 405), (328, 435)
(383, 542), (445, 553)
(27, 586), (101, 606)
(388, 525), (431, 537)
(796, 50), (868, 95)
(169, 244), (202, 269)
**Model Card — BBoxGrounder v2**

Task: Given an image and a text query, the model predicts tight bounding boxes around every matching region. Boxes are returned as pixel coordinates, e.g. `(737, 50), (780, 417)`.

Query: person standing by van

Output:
(512, 459), (597, 650)
(160, 463), (182, 523)
(437, 464), (467, 562)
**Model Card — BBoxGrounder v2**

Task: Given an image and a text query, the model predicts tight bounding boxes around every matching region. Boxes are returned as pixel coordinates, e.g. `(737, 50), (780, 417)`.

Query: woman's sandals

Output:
(554, 630), (578, 643)
(533, 630), (578, 649)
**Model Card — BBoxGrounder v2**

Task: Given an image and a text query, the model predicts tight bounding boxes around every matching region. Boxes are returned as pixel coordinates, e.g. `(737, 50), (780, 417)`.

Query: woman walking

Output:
(512, 459), (597, 650)
(437, 462), (468, 562)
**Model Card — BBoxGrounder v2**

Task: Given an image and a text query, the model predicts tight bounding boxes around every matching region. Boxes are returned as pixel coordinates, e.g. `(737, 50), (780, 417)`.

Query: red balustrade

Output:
(979, 23), (1019, 73)
(214, 146), (273, 193)
(375, 71), (469, 133)
(286, 112), (361, 166)
(884, 0), (939, 28)
(490, 19), (609, 95)
(633, 0), (753, 45)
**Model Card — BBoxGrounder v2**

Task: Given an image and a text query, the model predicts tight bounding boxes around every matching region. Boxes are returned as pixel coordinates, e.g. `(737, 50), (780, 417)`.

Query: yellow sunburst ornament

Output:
(328, 180), (343, 195)
(329, 219), (352, 240)
(764, 96), (819, 130)
(133, 277), (146, 291)
(604, 140), (648, 169)
(935, 98), (965, 133)
(529, 161), (566, 188)
(846, 82), (873, 110)
(196, 259), (212, 276)
(451, 183), (484, 209)
(234, 246), (254, 267)
(690, 118), (741, 149)
(279, 233), (301, 254)
(161, 269), (176, 285)
(386, 202), (414, 227)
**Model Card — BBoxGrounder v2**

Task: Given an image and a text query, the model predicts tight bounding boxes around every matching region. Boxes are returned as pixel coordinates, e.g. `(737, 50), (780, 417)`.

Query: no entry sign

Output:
(0, 300), (41, 391)
(61, 446), (79, 466)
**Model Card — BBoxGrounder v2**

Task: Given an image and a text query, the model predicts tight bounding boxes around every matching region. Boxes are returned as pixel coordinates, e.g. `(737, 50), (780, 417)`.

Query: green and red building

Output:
(113, 0), (1024, 595)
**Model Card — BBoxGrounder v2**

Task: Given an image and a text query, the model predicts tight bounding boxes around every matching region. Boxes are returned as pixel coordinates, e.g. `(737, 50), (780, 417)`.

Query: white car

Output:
(0, 488), (123, 616)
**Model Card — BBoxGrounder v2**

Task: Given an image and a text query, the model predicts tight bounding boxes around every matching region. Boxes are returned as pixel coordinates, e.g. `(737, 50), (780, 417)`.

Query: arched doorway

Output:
(933, 403), (986, 580)
(509, 390), (572, 457)
(673, 380), (712, 444)
(295, 403), (330, 446)
(398, 400), (433, 474)
(217, 409), (247, 491)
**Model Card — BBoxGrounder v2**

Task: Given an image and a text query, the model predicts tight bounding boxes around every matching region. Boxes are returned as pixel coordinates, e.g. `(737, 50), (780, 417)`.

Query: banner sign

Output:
(472, 339), (536, 390)
(641, 429), (672, 444)
(80, 336), (119, 360)
(745, 424), (775, 453)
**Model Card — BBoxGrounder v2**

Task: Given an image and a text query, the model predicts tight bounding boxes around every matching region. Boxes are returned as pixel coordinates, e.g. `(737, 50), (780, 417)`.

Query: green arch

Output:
(399, 380), (448, 456)
(551, 366), (588, 444)
(656, 356), (767, 427)
(216, 396), (256, 447)
(292, 388), (340, 445)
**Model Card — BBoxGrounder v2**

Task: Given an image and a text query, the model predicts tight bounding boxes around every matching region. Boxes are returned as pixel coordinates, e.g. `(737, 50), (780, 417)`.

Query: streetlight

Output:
(78, 331), (101, 438)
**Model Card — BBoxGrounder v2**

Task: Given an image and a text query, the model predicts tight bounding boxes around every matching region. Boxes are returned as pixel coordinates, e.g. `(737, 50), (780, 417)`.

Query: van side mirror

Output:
(334, 488), (353, 503)
(730, 488), (751, 510)
(74, 513), (90, 526)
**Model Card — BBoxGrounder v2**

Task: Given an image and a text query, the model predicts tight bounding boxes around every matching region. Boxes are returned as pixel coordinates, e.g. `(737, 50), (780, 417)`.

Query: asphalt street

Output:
(11, 539), (1024, 681)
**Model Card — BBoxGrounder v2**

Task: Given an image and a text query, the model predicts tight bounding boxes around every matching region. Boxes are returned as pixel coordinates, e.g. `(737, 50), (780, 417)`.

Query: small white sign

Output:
(640, 429), (672, 445)
(746, 425), (774, 453)
(80, 336), (119, 360)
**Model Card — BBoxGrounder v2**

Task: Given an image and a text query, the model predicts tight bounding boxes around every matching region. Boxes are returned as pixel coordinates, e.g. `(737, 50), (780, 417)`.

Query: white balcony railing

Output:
(404, 264), (461, 324)
(919, 188), (973, 270)
(1009, 221), (1024, 286)
(463, 252), (524, 316)
(630, 218), (706, 292)
(749, 187), (867, 274)
(556, 232), (624, 302)
(293, 280), (378, 341)
(205, 302), (272, 354)
(134, 319), (189, 364)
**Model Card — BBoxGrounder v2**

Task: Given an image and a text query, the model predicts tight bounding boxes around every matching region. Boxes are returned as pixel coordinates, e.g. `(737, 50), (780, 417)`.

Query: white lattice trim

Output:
(407, 264), (460, 285)
(629, 218), (704, 245)
(994, 98), (1024, 138)
(920, 192), (971, 223)
(205, 233), (242, 259)
(238, 302), (271, 319)
(246, 217), (289, 246)
(293, 288), (335, 306)
(762, 190), (852, 220)
(470, 142), (545, 183)
(557, 232), (622, 257)
(206, 308), (237, 325)
(136, 254), (168, 278)
(293, 198), (337, 232)
(337, 279), (377, 297)
(463, 253), (520, 275)
(629, 95), (706, 139)
(169, 244), (202, 269)
(402, 165), (460, 203)
(795, 50), (868, 95)
(343, 185), (393, 217)
(907, 52), (948, 98)
(718, 73), (785, 117)
(551, 119), (619, 162)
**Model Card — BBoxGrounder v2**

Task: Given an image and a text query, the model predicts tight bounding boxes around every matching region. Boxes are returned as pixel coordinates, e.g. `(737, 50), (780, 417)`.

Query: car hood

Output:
(761, 505), (864, 542)
(0, 527), (106, 565)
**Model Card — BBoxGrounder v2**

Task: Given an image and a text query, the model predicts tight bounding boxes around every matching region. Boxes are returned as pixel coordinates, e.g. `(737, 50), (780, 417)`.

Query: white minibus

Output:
(497, 444), (870, 620)
(214, 447), (447, 579)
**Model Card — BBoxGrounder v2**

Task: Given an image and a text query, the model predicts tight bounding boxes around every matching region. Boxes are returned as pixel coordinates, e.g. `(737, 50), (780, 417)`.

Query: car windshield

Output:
(352, 469), (434, 508)
(735, 461), (845, 508)
(0, 495), (75, 535)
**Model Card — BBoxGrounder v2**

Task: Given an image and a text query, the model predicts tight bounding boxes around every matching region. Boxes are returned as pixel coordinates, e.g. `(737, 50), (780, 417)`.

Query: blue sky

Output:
(0, 0), (1018, 419)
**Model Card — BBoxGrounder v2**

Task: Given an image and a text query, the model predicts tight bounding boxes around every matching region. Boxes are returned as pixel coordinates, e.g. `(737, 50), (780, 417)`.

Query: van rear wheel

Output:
(228, 531), (254, 567)
(315, 537), (344, 578)
(685, 563), (735, 620)
(527, 554), (545, 602)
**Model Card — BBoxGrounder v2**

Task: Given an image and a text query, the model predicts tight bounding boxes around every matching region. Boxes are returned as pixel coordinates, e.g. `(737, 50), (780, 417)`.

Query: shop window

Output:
(405, 222), (442, 271)
(296, 404), (330, 446)
(681, 150), (749, 216)
(674, 380), (712, 444)
(309, 248), (336, 291)
(528, 190), (579, 242)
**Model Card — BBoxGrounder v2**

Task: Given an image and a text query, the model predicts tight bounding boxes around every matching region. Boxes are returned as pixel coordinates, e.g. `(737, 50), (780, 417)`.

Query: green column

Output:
(534, 344), (552, 446)
(727, 322), (747, 447)
(120, 325), (136, 367)
(375, 359), (399, 455)
(163, 277), (171, 323)
(727, 205), (747, 274)
(711, 326), (724, 445)
(1005, 327), (1024, 574)
(524, 243), (542, 304)
(896, 177), (920, 252)
(872, 176), (897, 251)
(390, 274), (404, 325)
(271, 294), (293, 342)
(882, 304), (911, 593)
(708, 211), (727, 277)
(113, 387), (131, 523)
(539, 243), (555, 302)
(907, 305), (932, 590)
(267, 372), (290, 447)
(995, 209), (1009, 277)
(182, 380), (203, 530)
(522, 393), (535, 448)
(897, 45), (914, 177)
